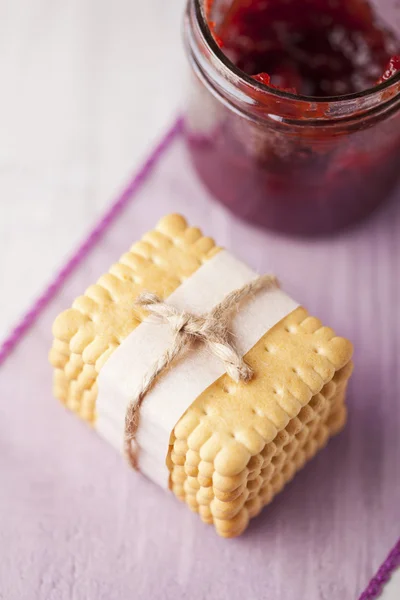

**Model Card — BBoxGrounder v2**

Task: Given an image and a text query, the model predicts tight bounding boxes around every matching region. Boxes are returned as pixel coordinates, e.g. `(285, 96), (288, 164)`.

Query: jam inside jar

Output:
(183, 0), (400, 236)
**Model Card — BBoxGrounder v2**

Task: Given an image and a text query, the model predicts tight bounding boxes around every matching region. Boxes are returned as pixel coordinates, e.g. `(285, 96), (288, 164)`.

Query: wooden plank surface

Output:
(0, 0), (399, 598)
(0, 0), (186, 340)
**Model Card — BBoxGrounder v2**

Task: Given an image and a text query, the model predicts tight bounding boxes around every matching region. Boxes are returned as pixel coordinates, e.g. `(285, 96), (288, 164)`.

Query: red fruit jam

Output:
(183, 0), (400, 236)
(211, 0), (400, 96)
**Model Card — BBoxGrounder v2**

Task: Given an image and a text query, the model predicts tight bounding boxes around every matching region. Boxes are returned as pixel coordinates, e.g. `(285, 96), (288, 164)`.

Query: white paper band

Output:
(96, 251), (299, 488)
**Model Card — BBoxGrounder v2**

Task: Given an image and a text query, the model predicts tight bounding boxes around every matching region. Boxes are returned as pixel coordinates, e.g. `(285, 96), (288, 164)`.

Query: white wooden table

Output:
(0, 1), (398, 598)
(0, 0), (186, 341)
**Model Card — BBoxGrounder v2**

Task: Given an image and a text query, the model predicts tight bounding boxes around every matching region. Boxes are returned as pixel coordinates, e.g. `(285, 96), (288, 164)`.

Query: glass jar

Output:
(182, 0), (400, 236)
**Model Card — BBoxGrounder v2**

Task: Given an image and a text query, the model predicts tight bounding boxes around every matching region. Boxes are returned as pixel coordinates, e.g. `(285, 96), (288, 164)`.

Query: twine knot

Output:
(124, 274), (279, 470)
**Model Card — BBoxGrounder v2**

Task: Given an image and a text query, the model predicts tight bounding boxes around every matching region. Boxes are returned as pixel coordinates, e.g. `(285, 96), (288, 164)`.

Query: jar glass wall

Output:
(182, 0), (400, 236)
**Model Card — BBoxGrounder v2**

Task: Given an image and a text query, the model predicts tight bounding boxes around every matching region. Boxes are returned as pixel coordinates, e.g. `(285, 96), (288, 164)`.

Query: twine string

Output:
(124, 274), (279, 469)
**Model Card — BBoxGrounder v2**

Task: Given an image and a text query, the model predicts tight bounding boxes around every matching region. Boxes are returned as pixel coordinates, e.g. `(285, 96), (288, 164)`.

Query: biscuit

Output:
(49, 214), (353, 537)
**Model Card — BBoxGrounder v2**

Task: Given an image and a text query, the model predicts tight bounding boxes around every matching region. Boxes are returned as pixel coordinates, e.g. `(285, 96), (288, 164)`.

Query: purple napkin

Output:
(0, 120), (399, 600)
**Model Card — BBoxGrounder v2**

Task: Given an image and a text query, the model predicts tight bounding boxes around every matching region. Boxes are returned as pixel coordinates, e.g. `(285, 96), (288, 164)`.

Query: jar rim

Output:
(194, 0), (400, 106)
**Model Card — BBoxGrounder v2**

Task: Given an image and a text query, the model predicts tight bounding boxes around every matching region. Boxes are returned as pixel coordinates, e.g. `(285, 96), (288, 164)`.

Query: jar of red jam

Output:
(183, 0), (400, 236)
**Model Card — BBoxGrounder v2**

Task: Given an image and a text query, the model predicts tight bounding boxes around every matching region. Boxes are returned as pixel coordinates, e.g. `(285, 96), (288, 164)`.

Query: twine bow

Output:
(124, 274), (279, 469)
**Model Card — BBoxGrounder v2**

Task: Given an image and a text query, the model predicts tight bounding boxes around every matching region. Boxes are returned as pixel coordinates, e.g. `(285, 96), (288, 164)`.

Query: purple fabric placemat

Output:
(0, 123), (399, 600)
